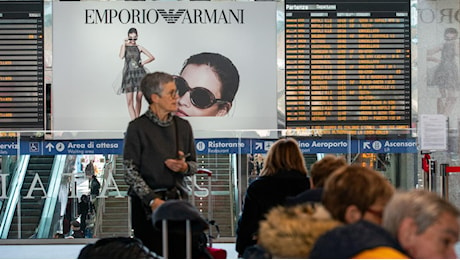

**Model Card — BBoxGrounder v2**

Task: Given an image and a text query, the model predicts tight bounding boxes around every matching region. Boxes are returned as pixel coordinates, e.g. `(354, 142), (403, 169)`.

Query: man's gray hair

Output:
(140, 72), (174, 104)
(383, 189), (460, 237)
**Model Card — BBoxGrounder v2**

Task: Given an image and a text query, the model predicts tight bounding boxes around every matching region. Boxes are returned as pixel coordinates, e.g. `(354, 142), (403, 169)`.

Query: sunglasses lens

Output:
(175, 77), (189, 96)
(190, 87), (215, 109)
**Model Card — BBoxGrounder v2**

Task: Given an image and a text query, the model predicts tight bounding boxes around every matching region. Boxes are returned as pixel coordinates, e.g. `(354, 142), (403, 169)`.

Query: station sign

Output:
(16, 139), (124, 155)
(0, 138), (417, 155)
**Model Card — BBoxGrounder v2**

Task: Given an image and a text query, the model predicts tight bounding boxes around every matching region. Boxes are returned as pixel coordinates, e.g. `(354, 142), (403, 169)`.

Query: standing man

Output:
(123, 71), (197, 255)
(84, 160), (95, 178)
(89, 175), (101, 201)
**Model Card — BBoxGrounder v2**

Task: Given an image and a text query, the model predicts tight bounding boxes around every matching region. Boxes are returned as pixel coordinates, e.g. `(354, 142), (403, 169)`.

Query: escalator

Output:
(0, 156), (17, 217)
(7, 155), (55, 239)
(96, 155), (130, 238)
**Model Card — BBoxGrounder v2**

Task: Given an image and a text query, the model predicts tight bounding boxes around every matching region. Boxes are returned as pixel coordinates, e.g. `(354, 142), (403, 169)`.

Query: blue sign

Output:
(18, 139), (124, 155)
(0, 138), (418, 155)
(297, 139), (351, 153)
(357, 139), (418, 153)
(0, 141), (19, 155)
(195, 138), (251, 154)
(195, 138), (417, 154)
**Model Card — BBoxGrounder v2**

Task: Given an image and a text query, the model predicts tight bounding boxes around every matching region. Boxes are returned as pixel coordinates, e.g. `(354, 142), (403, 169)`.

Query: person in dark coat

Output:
(123, 72), (197, 256)
(90, 174), (101, 199)
(78, 194), (94, 234)
(84, 160), (95, 178)
(67, 220), (85, 239)
(78, 237), (160, 258)
(309, 165), (398, 258)
(309, 219), (408, 259)
(235, 138), (311, 256)
(286, 155), (347, 206)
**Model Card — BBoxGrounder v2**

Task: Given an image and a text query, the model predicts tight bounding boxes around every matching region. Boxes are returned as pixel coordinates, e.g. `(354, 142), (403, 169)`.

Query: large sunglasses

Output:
(174, 76), (227, 109)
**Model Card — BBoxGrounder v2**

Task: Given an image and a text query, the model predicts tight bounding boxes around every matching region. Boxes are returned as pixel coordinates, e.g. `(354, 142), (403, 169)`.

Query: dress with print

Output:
(432, 39), (459, 91)
(120, 45), (146, 94)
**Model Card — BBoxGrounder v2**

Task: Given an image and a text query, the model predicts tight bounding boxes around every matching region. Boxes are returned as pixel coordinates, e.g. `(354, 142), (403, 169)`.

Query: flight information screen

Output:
(0, 1), (44, 131)
(284, 0), (410, 135)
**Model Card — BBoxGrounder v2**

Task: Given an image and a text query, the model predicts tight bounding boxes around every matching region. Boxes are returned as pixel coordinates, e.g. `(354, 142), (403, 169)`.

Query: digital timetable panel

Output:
(284, 0), (410, 135)
(0, 1), (44, 131)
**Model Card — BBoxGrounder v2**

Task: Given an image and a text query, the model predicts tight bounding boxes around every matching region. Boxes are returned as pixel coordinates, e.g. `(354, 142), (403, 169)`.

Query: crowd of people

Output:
(73, 70), (460, 258)
(234, 142), (460, 259)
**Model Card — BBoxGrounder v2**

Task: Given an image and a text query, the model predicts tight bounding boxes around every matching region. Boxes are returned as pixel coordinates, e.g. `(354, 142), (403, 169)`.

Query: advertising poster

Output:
(417, 0), (460, 206)
(418, 1), (460, 124)
(52, 2), (278, 138)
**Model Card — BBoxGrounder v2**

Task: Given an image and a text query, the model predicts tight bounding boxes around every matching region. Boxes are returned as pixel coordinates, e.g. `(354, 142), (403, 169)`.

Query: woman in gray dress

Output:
(119, 27), (155, 120)
(427, 27), (459, 114)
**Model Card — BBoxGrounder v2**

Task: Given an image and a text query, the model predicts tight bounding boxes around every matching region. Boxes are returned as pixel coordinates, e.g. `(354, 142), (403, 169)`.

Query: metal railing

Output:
(92, 155), (115, 238)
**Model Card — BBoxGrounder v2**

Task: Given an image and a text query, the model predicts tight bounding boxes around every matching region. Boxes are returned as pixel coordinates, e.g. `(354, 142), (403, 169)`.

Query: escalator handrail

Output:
(36, 155), (67, 238)
(0, 155), (30, 239)
(93, 154), (116, 237)
(0, 156), (18, 217)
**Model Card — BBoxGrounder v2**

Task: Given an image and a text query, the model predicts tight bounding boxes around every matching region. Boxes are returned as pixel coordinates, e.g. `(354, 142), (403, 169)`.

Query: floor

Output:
(0, 242), (238, 259)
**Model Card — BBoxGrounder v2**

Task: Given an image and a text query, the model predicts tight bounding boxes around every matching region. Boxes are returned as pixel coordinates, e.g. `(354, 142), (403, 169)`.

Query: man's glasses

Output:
(174, 76), (227, 109)
(128, 38), (137, 41)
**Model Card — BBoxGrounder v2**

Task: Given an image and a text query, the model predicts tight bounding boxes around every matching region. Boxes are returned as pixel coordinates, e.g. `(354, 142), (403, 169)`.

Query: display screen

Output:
(0, 1), (44, 131)
(284, 0), (410, 135)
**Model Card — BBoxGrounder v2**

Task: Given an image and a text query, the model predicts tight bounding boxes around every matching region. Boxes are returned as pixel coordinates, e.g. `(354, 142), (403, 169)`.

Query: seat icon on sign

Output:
(56, 142), (65, 152)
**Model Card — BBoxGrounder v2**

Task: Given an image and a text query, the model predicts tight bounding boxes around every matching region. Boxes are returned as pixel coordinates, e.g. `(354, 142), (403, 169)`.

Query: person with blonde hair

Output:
(235, 138), (310, 256)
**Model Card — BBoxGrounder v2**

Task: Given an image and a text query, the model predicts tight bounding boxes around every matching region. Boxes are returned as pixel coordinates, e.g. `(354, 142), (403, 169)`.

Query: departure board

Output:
(0, 1), (44, 131)
(284, 0), (410, 135)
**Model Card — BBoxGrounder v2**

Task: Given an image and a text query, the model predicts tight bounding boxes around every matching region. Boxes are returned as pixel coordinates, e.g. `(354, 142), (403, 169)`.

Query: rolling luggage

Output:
(152, 200), (212, 259)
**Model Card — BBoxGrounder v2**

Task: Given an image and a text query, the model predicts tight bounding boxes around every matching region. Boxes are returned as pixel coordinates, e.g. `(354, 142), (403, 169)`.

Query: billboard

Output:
(52, 2), (278, 138)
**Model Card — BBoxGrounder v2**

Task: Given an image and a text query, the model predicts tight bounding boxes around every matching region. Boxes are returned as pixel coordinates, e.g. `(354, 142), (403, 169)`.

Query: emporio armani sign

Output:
(85, 8), (245, 24)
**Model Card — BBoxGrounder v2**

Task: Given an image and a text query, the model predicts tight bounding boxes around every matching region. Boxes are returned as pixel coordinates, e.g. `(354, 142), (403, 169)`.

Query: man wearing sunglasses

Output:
(176, 52), (240, 117)
(122, 71), (197, 256)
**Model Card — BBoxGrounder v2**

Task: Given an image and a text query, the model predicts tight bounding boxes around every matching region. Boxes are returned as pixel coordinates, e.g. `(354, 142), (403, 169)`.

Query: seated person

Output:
(66, 220), (84, 239)
(309, 164), (403, 258)
(78, 237), (160, 258)
(378, 189), (460, 259)
(286, 155), (347, 205)
(256, 204), (341, 258)
(236, 138), (311, 256)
